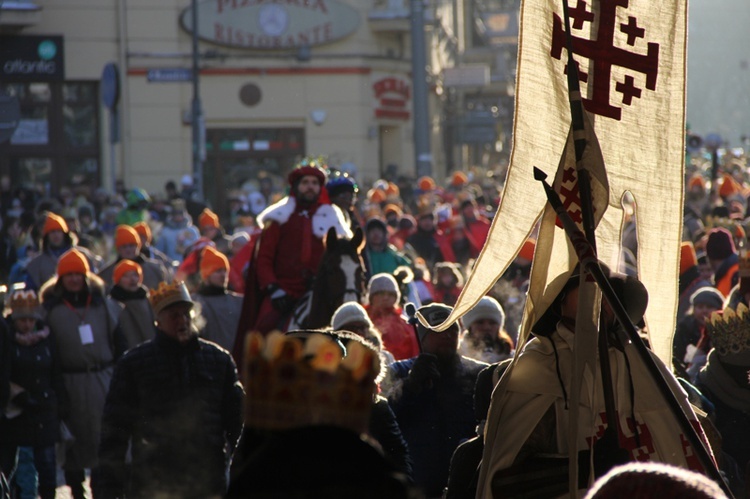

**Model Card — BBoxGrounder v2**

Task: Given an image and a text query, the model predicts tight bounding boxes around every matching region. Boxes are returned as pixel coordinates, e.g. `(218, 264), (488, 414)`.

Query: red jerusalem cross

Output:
(550, 0), (659, 120)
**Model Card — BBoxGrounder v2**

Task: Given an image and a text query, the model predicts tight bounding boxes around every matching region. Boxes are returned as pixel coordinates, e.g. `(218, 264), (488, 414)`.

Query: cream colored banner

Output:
(438, 0), (687, 367)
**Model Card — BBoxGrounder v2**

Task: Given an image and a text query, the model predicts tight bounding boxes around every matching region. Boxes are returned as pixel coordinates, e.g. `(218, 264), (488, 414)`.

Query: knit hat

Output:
(416, 303), (456, 342)
(113, 260), (143, 285)
(680, 241), (698, 275)
(450, 171), (469, 187)
(418, 176), (436, 191)
(367, 273), (400, 301)
(689, 286), (724, 310)
(705, 228), (736, 261)
(200, 246), (229, 281)
(584, 462), (727, 499)
(57, 248), (89, 277)
(718, 174), (741, 199)
(199, 208), (221, 229)
(133, 221), (152, 244)
(517, 238), (536, 263)
(462, 296), (505, 331)
(115, 225), (141, 250)
(42, 212), (68, 236)
(331, 302), (374, 331)
(9, 289), (42, 320)
(365, 218), (388, 234)
(368, 189), (386, 204)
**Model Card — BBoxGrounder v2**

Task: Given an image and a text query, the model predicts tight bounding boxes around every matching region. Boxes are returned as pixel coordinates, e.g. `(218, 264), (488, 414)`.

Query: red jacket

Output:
(366, 305), (420, 360)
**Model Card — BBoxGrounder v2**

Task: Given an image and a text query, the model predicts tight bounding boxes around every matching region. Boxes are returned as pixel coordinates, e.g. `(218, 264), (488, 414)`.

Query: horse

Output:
(288, 226), (366, 330)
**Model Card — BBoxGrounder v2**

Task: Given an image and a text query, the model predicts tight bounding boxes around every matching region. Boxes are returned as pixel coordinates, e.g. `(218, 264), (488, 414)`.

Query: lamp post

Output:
(410, 0), (432, 178)
(191, 0), (205, 201)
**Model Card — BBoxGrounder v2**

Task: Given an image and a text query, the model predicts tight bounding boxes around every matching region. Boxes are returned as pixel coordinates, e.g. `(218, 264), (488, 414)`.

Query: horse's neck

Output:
(305, 278), (334, 328)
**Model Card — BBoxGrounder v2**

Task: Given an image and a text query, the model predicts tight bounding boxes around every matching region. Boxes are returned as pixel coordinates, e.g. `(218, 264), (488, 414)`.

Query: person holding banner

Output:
(478, 267), (711, 498)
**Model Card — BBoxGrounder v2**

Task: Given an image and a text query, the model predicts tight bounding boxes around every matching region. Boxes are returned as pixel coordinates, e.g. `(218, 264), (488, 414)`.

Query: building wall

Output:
(22, 0), (449, 201)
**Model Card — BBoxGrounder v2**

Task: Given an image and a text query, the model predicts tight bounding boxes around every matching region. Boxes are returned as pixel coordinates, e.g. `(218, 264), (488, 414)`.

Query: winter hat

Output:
(199, 208), (221, 229)
(584, 462), (727, 499)
(689, 286), (724, 310)
(517, 238), (536, 263)
(133, 221), (152, 244)
(42, 212), (69, 236)
(115, 225), (141, 250)
(416, 303), (456, 342)
(331, 302), (374, 331)
(680, 241), (698, 275)
(367, 273), (400, 301)
(200, 246), (229, 281)
(57, 248), (89, 277)
(365, 217), (388, 234)
(417, 176), (436, 191)
(462, 296), (505, 331)
(705, 228), (736, 261)
(113, 260), (143, 286)
(450, 171), (468, 187)
(10, 289), (42, 320)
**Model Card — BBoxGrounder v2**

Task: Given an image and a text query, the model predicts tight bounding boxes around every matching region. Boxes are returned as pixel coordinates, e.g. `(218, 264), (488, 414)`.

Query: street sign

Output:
(147, 68), (193, 83)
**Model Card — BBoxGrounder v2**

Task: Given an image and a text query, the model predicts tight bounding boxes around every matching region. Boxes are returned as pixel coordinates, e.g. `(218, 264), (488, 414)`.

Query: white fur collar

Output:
(257, 196), (353, 239)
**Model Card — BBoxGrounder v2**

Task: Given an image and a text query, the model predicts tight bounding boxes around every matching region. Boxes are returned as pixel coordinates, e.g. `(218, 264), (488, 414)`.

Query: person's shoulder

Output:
(460, 355), (490, 372)
(197, 337), (234, 360)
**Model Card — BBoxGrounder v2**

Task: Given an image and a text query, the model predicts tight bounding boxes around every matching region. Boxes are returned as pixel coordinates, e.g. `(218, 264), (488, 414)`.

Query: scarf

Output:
(15, 326), (50, 346)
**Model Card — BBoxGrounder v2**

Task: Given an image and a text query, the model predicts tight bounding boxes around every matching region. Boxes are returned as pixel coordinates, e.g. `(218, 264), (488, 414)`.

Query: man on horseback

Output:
(248, 161), (352, 333)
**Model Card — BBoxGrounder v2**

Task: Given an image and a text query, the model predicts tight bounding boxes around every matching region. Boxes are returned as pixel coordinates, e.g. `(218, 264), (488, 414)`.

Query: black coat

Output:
(0, 319), (68, 447)
(388, 355), (488, 497)
(97, 330), (244, 499)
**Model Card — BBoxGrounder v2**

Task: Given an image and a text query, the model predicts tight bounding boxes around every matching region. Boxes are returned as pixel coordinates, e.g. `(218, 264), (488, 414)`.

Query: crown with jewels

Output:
(242, 331), (379, 434)
(148, 281), (193, 315)
(707, 303), (750, 356)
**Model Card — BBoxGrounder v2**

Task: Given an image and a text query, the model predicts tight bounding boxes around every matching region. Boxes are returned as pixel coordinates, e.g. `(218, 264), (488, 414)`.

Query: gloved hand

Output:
(268, 285), (295, 314)
(404, 353), (441, 393)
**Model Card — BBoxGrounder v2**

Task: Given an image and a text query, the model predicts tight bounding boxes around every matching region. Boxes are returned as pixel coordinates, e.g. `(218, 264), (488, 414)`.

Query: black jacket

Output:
(0, 319), (68, 447)
(96, 330), (244, 498)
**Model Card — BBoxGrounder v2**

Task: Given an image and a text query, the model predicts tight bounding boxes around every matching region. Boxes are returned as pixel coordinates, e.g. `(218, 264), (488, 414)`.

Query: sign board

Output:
(147, 68), (193, 83)
(443, 65), (490, 87)
(372, 75), (411, 120)
(180, 0), (360, 49)
(0, 35), (64, 82)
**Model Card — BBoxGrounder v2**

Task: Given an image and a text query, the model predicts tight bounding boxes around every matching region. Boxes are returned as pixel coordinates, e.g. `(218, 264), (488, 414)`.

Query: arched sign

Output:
(180, 0), (361, 50)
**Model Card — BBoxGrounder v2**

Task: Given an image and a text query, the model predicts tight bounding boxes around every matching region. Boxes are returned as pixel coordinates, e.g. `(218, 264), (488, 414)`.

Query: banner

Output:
(437, 0), (687, 368)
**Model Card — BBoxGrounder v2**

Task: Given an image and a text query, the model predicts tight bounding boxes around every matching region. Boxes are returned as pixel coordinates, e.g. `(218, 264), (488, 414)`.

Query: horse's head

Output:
(321, 226), (366, 305)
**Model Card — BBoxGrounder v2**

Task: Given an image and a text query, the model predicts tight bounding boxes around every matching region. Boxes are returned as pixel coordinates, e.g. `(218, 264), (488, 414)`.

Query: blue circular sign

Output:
(38, 40), (57, 60)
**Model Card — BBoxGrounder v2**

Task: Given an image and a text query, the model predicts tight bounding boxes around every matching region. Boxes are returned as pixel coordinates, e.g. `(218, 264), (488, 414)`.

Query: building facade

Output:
(0, 0), (467, 216)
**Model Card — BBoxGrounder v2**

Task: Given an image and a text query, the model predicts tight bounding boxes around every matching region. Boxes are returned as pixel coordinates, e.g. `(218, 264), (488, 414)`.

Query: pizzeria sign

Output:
(180, 0), (361, 50)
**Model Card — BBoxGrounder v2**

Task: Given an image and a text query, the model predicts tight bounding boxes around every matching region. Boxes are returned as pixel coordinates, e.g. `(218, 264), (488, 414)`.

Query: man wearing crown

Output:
(242, 161), (352, 335)
(96, 280), (244, 498)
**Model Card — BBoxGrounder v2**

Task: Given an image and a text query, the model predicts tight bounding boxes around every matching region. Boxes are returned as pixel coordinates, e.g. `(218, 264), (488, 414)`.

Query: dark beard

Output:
(296, 191), (320, 206)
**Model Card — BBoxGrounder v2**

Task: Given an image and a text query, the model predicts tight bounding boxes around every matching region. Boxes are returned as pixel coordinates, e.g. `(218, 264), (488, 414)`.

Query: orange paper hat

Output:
(680, 241), (698, 275)
(200, 246), (229, 281)
(57, 248), (89, 277)
(199, 208), (220, 229)
(133, 221), (152, 244)
(115, 225), (141, 250)
(113, 259), (143, 285)
(43, 212), (69, 236)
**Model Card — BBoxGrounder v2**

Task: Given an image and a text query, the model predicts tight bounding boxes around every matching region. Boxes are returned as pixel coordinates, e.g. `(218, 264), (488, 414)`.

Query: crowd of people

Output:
(0, 150), (746, 498)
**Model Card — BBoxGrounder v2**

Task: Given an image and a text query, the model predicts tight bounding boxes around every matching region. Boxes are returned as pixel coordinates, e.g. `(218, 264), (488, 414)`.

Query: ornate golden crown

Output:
(148, 281), (193, 315)
(707, 303), (750, 356)
(242, 331), (379, 434)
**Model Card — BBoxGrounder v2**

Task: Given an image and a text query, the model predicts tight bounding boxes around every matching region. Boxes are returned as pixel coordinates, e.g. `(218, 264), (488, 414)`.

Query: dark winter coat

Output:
(388, 354), (487, 497)
(192, 285), (243, 352)
(0, 319), (68, 447)
(369, 395), (413, 478)
(97, 329), (244, 499)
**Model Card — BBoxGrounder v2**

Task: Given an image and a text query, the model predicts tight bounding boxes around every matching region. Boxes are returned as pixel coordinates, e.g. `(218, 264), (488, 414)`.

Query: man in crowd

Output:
(243, 161), (351, 334)
(25, 212), (101, 291)
(192, 246), (243, 352)
(385, 303), (487, 498)
(96, 281), (244, 498)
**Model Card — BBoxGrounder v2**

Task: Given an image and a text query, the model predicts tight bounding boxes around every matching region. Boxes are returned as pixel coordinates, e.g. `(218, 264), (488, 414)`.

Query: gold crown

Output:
(9, 290), (40, 318)
(242, 331), (379, 434)
(148, 281), (193, 314)
(707, 303), (750, 356)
